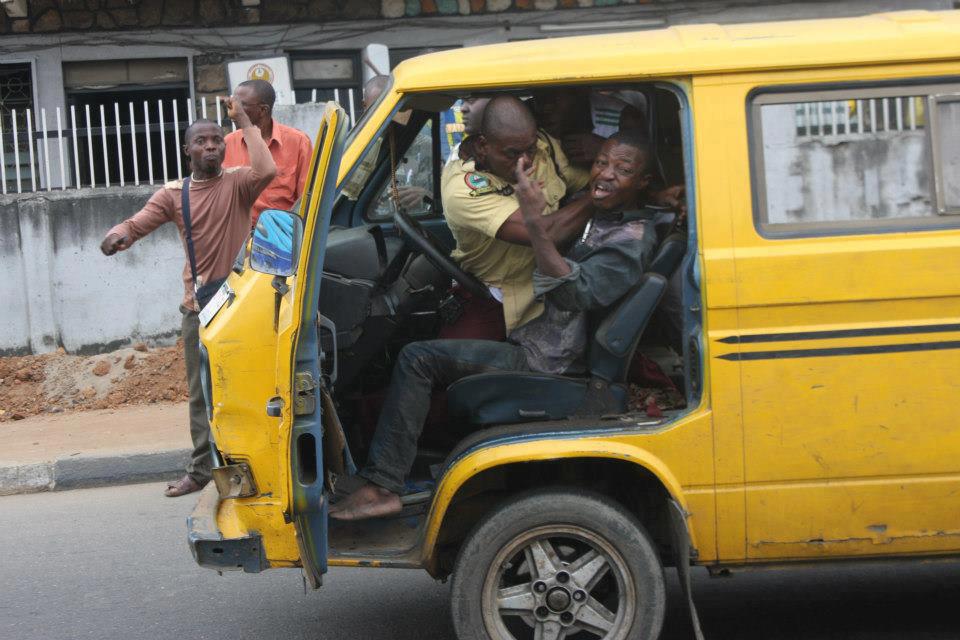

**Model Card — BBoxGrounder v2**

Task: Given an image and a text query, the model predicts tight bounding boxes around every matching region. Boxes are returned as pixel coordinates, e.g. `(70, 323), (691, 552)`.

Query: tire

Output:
(450, 487), (666, 640)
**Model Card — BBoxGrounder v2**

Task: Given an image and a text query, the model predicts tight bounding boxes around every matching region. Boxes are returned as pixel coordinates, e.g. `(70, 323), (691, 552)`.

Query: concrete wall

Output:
(2, 186), (184, 355)
(760, 103), (932, 224)
(273, 103), (327, 147)
(0, 102), (324, 356)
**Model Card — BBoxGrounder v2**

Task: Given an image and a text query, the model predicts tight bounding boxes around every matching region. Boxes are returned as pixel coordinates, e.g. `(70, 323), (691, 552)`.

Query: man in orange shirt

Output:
(223, 79), (312, 225)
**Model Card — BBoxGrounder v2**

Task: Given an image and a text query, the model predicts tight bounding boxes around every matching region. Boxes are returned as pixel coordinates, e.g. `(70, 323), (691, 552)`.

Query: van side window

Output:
(929, 94), (960, 215)
(750, 84), (960, 236)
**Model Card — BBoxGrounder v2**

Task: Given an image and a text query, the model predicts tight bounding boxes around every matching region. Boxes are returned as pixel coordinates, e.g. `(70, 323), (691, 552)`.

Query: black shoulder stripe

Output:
(718, 323), (960, 344)
(718, 339), (960, 361)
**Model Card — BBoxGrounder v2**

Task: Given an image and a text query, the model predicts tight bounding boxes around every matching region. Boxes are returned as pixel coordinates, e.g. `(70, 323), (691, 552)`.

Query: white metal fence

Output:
(795, 96), (925, 139)
(0, 88), (358, 195)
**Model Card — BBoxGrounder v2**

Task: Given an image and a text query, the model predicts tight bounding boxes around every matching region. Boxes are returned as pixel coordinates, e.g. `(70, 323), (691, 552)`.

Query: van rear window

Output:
(750, 83), (960, 236)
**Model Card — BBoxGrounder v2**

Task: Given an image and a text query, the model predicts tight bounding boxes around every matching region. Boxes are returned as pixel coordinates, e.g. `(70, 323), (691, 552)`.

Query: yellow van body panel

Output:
(201, 268), (303, 566)
(201, 12), (960, 571)
(419, 410), (718, 562)
(389, 11), (960, 91)
(699, 58), (960, 561)
(204, 112), (342, 569)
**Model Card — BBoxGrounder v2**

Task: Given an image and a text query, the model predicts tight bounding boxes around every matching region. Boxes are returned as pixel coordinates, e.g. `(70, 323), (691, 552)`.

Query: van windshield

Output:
(344, 74), (394, 149)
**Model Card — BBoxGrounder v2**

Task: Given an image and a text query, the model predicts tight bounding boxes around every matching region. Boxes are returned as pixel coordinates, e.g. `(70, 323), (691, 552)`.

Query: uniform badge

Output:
(464, 173), (490, 190)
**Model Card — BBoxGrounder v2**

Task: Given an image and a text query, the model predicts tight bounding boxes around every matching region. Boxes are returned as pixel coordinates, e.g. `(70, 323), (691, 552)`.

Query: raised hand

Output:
(515, 156), (547, 225)
(223, 96), (252, 129)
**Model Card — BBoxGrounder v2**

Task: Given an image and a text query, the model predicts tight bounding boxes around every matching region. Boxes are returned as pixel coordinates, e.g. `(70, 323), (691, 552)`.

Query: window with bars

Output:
(0, 63), (36, 189)
(289, 51), (362, 124)
(63, 58), (190, 187)
(750, 83), (960, 236)
(793, 96), (926, 138)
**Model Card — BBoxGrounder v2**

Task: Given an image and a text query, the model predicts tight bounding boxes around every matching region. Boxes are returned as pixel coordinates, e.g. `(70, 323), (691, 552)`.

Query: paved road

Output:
(2, 483), (960, 640)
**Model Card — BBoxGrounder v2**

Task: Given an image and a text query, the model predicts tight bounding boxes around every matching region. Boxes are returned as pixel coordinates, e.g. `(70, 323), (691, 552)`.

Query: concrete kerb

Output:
(0, 448), (191, 496)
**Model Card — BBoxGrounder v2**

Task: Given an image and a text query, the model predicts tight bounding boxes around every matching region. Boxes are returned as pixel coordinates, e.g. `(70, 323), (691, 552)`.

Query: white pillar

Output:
(362, 44), (390, 81)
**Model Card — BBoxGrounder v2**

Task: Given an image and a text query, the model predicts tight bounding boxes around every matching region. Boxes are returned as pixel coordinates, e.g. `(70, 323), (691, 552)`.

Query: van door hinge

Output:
(293, 371), (316, 415)
(211, 462), (257, 499)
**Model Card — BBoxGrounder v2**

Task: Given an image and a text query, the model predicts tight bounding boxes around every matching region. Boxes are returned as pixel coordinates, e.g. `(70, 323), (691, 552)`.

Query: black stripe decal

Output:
(718, 323), (960, 344)
(718, 340), (960, 361)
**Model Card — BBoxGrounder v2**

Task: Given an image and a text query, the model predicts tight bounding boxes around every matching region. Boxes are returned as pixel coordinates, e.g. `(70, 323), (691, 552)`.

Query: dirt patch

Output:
(0, 343), (187, 422)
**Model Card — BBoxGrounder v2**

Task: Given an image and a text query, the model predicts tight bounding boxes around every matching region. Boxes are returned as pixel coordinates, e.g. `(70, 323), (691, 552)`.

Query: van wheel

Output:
(450, 488), (666, 640)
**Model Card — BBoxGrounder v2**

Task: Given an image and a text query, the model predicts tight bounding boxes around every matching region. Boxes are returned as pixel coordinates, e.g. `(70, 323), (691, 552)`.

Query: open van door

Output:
(280, 102), (349, 588)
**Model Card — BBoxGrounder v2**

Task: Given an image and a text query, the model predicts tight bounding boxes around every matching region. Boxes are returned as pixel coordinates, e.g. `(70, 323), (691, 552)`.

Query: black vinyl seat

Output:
(649, 232), (686, 277)
(446, 231), (687, 427)
(447, 271), (667, 426)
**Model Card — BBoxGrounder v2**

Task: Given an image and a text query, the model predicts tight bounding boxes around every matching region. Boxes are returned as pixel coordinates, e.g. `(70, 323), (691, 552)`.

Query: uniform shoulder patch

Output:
(163, 178), (184, 190)
(464, 172), (490, 191)
(224, 166), (243, 174)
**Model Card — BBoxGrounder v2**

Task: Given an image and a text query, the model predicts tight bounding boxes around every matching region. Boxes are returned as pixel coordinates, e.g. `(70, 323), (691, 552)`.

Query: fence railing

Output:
(1, 88), (359, 195)
(795, 96), (926, 139)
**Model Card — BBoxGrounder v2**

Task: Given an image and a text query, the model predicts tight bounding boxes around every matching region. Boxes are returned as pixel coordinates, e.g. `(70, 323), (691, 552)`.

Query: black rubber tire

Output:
(449, 487), (666, 640)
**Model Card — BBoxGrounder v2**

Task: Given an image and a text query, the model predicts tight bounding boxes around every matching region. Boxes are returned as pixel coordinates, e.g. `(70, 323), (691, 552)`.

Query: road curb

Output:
(0, 448), (191, 496)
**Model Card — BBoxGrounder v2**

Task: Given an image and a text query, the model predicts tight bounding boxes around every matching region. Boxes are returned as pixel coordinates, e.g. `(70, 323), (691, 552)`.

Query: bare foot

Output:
(328, 482), (402, 521)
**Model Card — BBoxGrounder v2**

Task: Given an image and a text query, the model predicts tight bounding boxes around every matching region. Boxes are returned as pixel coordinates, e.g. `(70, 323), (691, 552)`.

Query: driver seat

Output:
(446, 271), (668, 426)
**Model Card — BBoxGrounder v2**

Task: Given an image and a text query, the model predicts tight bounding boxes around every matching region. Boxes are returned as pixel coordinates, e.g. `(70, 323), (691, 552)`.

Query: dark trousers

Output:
(359, 339), (528, 494)
(181, 307), (212, 484)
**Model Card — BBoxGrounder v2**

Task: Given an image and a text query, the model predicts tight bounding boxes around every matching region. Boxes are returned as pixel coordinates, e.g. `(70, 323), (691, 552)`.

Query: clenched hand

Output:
(515, 156), (547, 228)
(100, 232), (131, 256)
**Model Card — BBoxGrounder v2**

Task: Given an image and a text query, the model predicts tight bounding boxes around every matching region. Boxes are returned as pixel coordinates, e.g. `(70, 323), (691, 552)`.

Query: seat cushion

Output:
(447, 371), (628, 426)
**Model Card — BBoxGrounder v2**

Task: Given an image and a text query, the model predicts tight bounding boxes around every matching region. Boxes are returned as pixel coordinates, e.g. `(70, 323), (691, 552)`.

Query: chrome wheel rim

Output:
(481, 524), (636, 640)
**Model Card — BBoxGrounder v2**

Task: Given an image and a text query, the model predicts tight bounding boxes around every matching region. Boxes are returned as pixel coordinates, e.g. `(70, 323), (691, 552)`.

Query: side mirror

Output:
(250, 209), (303, 277)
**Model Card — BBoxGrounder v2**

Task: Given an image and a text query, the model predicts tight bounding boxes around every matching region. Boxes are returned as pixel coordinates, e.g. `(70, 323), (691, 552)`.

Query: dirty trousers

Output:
(181, 307), (212, 484)
(359, 339), (528, 495)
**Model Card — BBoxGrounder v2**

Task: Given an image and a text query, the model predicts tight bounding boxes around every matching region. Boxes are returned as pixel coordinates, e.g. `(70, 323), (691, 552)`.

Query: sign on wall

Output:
(226, 56), (294, 106)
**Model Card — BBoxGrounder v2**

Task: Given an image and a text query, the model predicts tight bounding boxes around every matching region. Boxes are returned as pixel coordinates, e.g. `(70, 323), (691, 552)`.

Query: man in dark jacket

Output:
(331, 130), (656, 520)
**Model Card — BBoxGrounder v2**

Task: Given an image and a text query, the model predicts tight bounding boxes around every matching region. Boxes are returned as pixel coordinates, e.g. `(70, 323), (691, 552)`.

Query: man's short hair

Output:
(606, 129), (652, 172)
(238, 79), (276, 109)
(184, 118), (221, 145)
(364, 75), (389, 96)
(362, 75), (390, 107)
(479, 95), (537, 141)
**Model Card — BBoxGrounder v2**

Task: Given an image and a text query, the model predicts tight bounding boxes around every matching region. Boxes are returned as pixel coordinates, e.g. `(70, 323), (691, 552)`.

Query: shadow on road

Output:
(660, 560), (960, 639)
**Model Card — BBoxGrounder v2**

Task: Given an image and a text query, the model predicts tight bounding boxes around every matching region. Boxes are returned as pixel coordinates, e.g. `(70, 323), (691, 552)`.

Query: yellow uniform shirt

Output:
(441, 132), (590, 332)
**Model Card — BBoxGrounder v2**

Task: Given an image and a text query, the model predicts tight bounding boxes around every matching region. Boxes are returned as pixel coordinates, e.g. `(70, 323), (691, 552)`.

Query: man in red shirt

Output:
(100, 98), (276, 497)
(223, 79), (313, 225)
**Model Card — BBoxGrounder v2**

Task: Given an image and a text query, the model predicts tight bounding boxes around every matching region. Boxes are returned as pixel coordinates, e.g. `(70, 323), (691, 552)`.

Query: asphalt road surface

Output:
(2, 482), (960, 640)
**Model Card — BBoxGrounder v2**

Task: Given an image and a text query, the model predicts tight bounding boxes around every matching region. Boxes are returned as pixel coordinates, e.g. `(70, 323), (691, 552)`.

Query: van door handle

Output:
(518, 409), (547, 418)
(266, 396), (284, 417)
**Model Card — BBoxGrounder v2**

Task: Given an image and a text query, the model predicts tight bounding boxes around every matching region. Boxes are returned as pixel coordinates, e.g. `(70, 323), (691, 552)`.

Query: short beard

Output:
(193, 159), (222, 178)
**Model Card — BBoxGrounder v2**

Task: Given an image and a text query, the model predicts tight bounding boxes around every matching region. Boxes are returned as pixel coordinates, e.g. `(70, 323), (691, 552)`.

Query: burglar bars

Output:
(0, 99), (219, 194)
(0, 89), (359, 195)
(795, 96), (925, 139)
(309, 87), (357, 127)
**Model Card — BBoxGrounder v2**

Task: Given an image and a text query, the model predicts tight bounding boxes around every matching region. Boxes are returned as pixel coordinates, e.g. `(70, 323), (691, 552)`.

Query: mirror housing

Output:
(250, 209), (303, 277)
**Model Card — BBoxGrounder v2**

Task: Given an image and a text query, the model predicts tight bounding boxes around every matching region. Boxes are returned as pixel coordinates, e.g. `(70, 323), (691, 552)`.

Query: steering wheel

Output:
(392, 208), (492, 300)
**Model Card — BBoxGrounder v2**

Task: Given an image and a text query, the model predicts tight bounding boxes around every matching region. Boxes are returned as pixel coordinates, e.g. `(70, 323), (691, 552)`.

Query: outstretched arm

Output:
(100, 190), (174, 256)
(495, 192), (591, 247)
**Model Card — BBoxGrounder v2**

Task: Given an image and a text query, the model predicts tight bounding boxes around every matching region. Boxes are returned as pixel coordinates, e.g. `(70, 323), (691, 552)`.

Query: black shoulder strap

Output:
(180, 177), (199, 289)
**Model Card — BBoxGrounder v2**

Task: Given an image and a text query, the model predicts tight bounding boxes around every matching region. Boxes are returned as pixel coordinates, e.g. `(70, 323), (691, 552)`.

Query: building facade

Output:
(0, 0), (950, 355)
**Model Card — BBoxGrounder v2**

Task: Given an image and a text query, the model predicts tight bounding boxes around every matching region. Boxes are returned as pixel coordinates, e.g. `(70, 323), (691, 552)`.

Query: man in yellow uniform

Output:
(441, 95), (591, 334)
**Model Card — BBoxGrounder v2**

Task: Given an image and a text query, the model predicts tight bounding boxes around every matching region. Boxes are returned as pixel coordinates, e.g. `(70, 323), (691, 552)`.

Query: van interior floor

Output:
(327, 473), (432, 565)
(328, 512), (427, 566)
